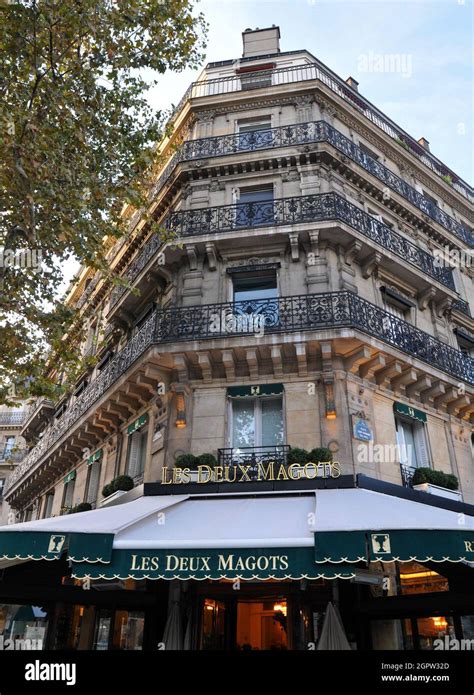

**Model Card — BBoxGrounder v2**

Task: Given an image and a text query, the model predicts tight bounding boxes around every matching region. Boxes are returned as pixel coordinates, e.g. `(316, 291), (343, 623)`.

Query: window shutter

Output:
(395, 420), (407, 465)
(414, 425), (430, 468)
(137, 431), (146, 477)
(44, 494), (54, 518)
(64, 480), (75, 508)
(127, 432), (141, 479)
(87, 463), (101, 503)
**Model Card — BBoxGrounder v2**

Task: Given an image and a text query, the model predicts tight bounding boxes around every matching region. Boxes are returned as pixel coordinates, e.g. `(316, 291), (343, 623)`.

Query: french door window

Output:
(395, 418), (429, 469)
(231, 397), (284, 448)
(232, 270), (279, 331)
(237, 119), (272, 151)
(235, 187), (274, 227)
(126, 427), (148, 482)
(86, 462), (101, 505)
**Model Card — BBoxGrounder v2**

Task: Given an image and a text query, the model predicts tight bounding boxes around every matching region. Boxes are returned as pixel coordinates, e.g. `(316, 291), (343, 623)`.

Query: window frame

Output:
(395, 416), (430, 470)
(125, 426), (148, 483)
(227, 394), (285, 449)
(85, 461), (102, 506)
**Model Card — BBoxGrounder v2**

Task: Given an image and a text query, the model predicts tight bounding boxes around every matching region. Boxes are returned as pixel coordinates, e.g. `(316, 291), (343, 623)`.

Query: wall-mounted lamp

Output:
(324, 382), (337, 420)
(175, 393), (186, 429)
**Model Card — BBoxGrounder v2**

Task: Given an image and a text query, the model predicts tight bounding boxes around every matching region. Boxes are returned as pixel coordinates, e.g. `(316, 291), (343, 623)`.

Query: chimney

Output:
(242, 26), (280, 58)
(345, 76), (359, 91)
(418, 137), (430, 151)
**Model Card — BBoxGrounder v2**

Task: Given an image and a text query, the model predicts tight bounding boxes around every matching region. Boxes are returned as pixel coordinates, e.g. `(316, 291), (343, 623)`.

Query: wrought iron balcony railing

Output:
(0, 412), (27, 427)
(6, 291), (473, 497)
(169, 63), (472, 202)
(110, 191), (456, 313)
(400, 464), (416, 488)
(167, 193), (455, 288)
(218, 445), (290, 472)
(453, 299), (472, 318)
(0, 449), (27, 463)
(155, 292), (473, 384)
(155, 122), (472, 247)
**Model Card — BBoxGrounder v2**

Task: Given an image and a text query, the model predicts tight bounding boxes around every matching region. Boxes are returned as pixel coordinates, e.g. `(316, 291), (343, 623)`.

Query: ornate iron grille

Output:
(168, 65), (472, 202)
(217, 445), (290, 480)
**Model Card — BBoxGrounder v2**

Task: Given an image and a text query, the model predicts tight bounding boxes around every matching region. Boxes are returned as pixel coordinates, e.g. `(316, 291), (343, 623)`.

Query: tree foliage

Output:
(0, 0), (206, 403)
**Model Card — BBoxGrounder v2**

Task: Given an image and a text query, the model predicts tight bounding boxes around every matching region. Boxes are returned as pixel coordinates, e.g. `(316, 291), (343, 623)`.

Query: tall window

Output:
(0, 478), (5, 499)
(62, 477), (76, 513)
(235, 186), (274, 227)
(3, 436), (15, 457)
(395, 418), (429, 469)
(43, 492), (54, 519)
(233, 270), (278, 303)
(86, 462), (102, 506)
(237, 118), (272, 151)
(126, 427), (148, 482)
(231, 397), (284, 449)
(232, 270), (278, 330)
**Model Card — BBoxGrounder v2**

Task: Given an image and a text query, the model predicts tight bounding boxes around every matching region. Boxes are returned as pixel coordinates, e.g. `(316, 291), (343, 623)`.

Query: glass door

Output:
(200, 599), (227, 650)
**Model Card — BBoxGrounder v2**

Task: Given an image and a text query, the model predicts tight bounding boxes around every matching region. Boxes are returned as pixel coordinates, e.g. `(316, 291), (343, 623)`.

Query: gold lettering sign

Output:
(129, 553), (289, 573)
(161, 461), (341, 485)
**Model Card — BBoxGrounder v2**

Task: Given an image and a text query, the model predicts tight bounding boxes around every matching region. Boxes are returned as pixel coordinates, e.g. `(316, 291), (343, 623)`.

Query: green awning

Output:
(71, 547), (355, 581)
(315, 530), (474, 564)
(87, 449), (102, 465)
(63, 470), (76, 484)
(394, 402), (427, 423)
(227, 384), (283, 398)
(0, 531), (113, 563)
(127, 413), (148, 435)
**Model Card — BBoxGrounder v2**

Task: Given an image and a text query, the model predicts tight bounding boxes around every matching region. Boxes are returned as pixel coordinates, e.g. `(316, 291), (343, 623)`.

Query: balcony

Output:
(5, 291), (473, 499)
(167, 193), (456, 289)
(154, 121), (472, 247)
(218, 445), (290, 478)
(400, 463), (416, 488)
(20, 397), (55, 441)
(155, 291), (473, 384)
(0, 449), (27, 464)
(110, 191), (457, 316)
(169, 62), (472, 203)
(0, 412), (27, 427)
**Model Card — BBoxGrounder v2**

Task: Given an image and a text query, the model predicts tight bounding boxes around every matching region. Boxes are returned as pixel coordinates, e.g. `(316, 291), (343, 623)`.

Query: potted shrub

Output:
(308, 447), (333, 463)
(287, 447), (309, 464)
(175, 453), (199, 468)
(175, 453), (200, 481)
(68, 502), (92, 514)
(412, 467), (461, 501)
(305, 447), (333, 478)
(197, 453), (217, 467)
(176, 453), (217, 482)
(112, 475), (134, 492)
(102, 482), (114, 499)
(101, 475), (134, 504)
(287, 447), (309, 480)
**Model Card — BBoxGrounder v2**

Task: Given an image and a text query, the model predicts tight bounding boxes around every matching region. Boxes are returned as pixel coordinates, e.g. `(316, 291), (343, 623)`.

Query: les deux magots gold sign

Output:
(161, 461), (341, 485)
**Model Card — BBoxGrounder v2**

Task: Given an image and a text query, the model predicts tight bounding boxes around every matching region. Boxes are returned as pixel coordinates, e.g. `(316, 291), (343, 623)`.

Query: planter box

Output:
(413, 482), (462, 502)
(188, 469), (215, 483)
(100, 484), (144, 508)
(289, 463), (332, 479)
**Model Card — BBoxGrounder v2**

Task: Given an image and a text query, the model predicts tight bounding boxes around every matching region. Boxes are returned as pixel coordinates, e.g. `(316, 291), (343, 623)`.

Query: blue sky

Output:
(149, 0), (473, 184)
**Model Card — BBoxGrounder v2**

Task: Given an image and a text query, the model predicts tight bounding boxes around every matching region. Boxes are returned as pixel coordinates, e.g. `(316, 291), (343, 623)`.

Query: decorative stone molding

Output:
(288, 232), (300, 262)
(186, 245), (198, 271)
(205, 243), (218, 271)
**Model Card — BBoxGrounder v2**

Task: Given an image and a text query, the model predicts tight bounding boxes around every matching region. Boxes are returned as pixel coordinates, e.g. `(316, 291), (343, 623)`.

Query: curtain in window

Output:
(232, 400), (255, 447)
(87, 463), (101, 504)
(261, 398), (284, 446)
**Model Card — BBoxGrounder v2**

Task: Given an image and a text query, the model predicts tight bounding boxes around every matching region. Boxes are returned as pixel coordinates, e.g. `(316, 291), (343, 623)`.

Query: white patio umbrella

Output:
(162, 600), (183, 650)
(317, 602), (351, 650)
